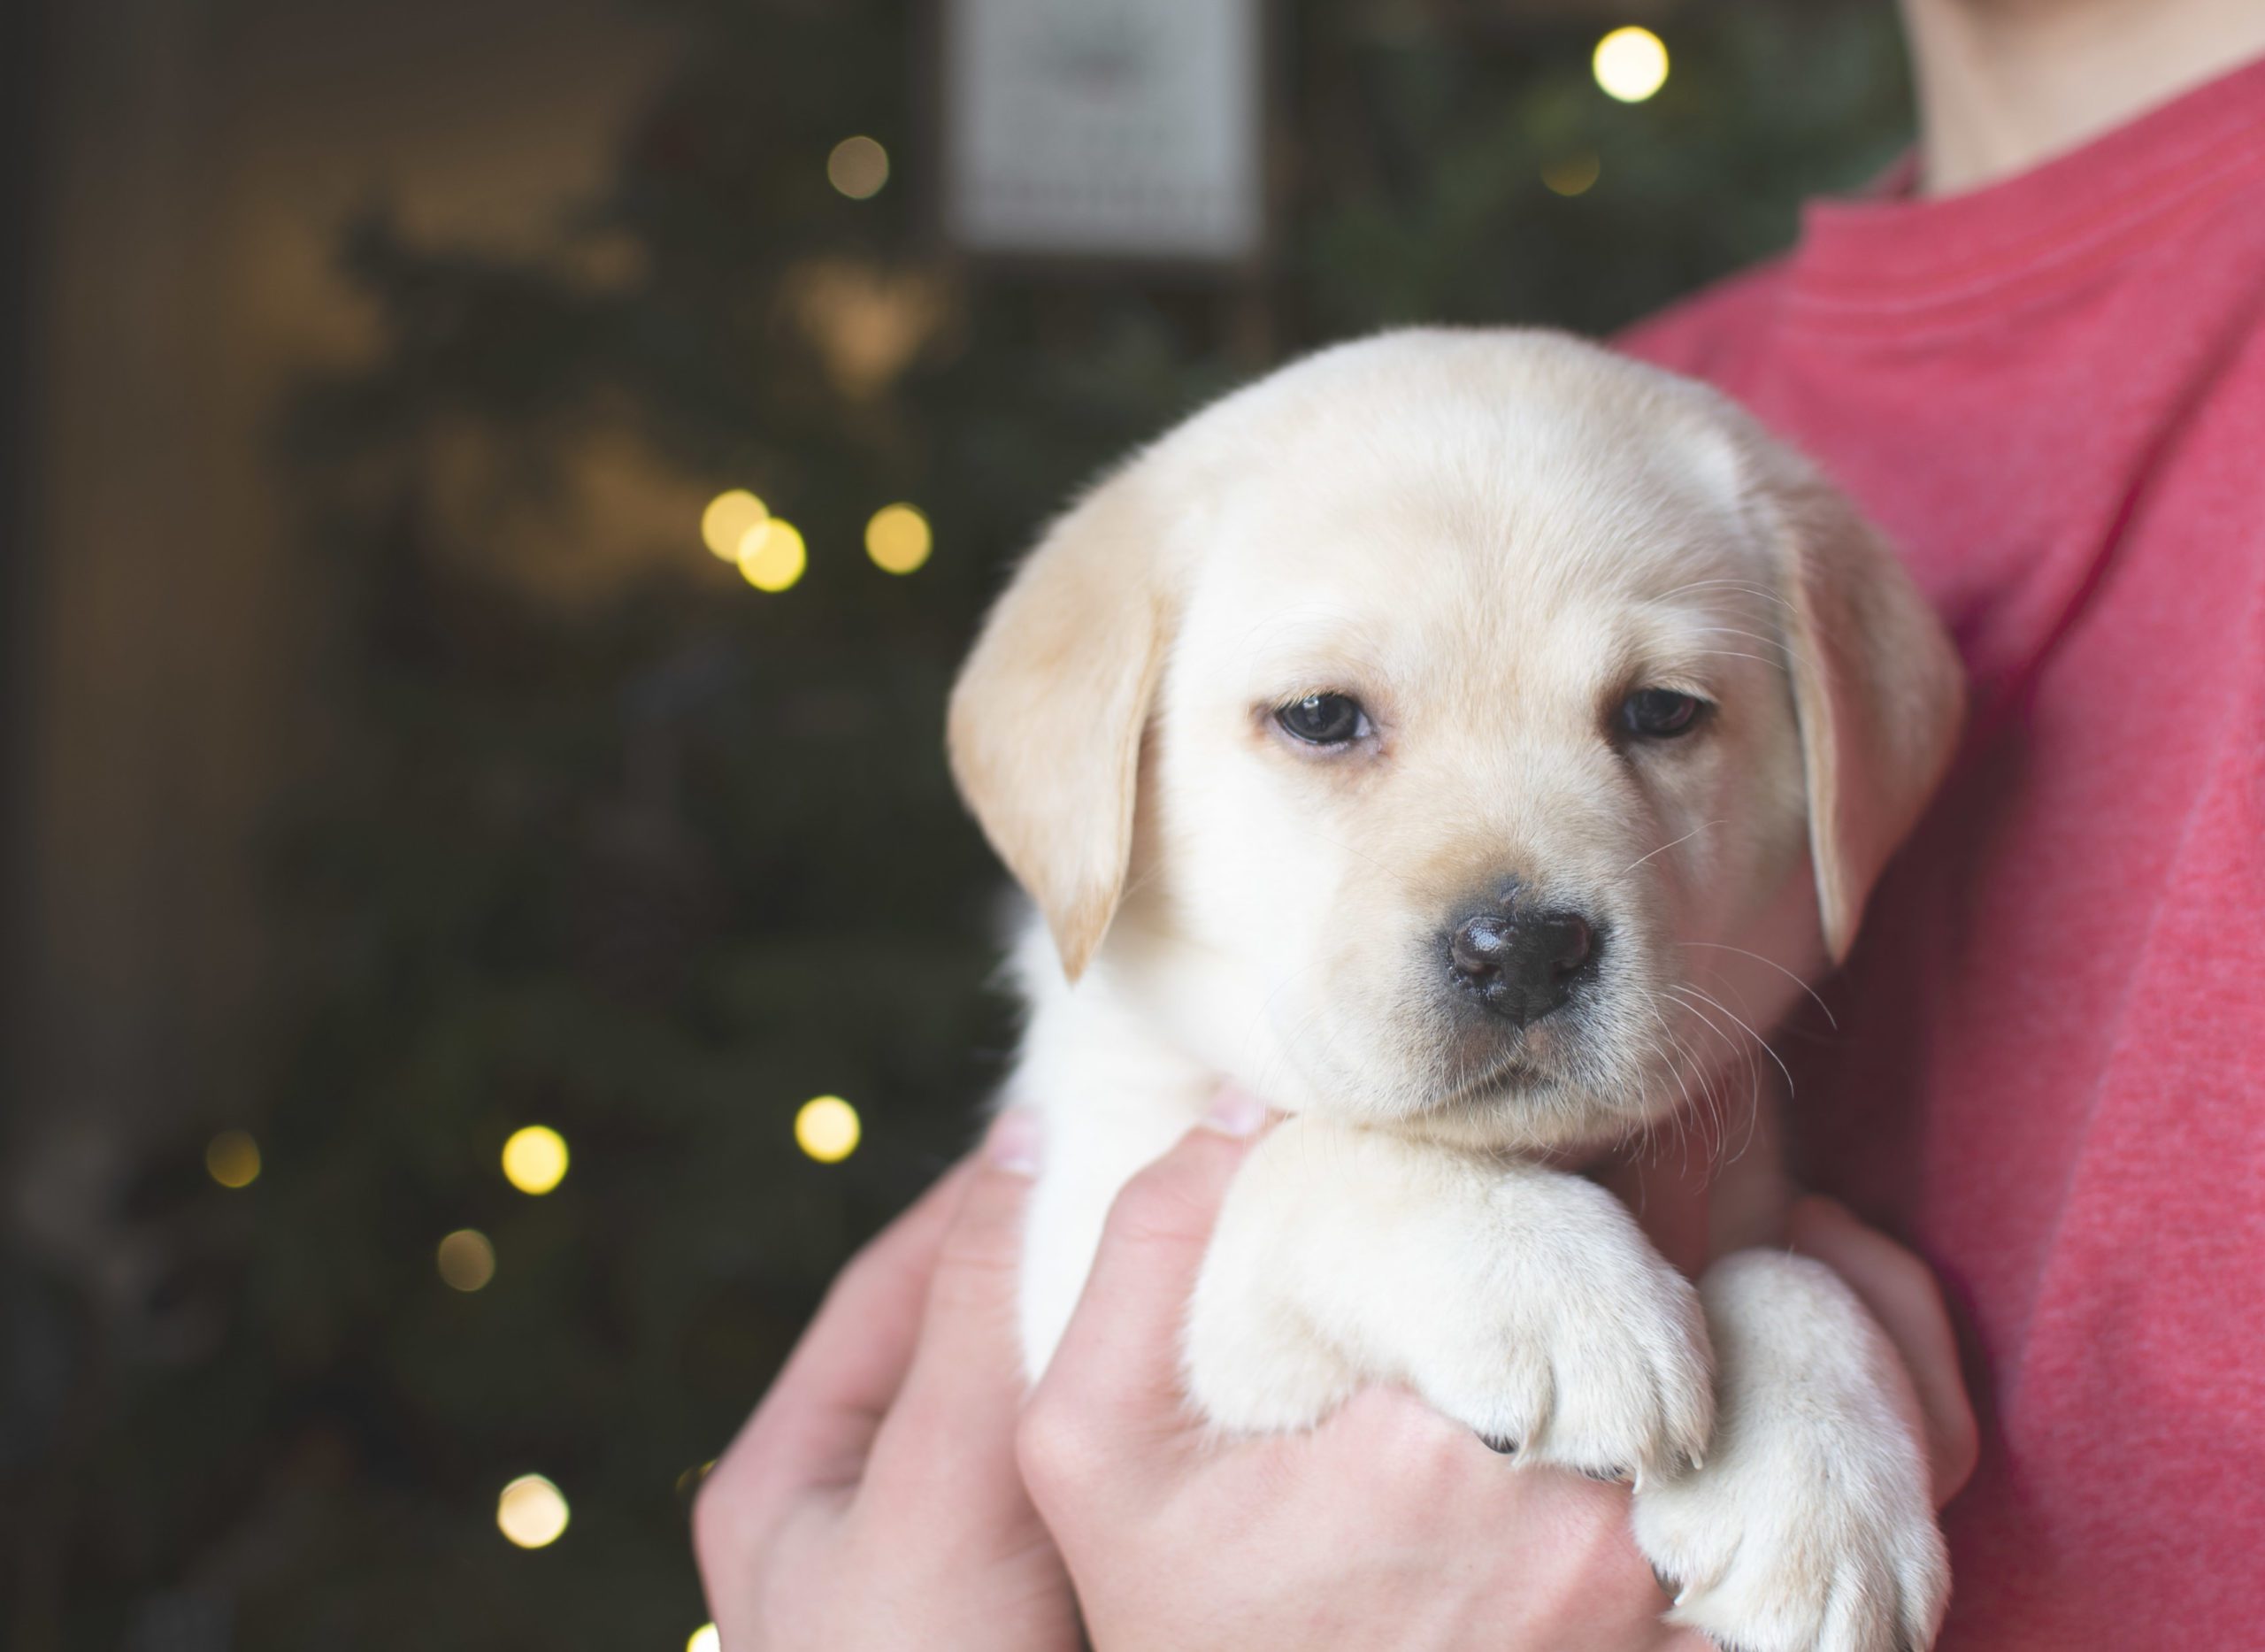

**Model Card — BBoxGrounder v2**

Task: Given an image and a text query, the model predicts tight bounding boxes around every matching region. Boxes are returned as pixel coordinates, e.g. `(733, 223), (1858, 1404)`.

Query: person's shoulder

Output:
(1614, 257), (1793, 388)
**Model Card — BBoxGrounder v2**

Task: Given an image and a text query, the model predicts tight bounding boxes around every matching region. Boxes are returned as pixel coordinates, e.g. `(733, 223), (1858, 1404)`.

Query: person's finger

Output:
(1787, 1195), (1980, 1504)
(704, 1152), (975, 1527)
(864, 1110), (1048, 1526)
(1025, 1089), (1266, 1456)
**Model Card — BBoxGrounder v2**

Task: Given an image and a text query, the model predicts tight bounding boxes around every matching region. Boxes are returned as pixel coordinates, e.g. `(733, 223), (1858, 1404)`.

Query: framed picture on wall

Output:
(939, 0), (1268, 269)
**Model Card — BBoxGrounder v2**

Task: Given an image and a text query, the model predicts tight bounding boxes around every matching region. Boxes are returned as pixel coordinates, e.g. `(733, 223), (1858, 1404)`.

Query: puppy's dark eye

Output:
(1277, 693), (1369, 746)
(1620, 688), (1708, 741)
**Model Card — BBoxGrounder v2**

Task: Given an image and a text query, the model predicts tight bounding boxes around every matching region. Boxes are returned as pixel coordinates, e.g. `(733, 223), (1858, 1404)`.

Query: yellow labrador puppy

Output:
(948, 329), (1963, 1652)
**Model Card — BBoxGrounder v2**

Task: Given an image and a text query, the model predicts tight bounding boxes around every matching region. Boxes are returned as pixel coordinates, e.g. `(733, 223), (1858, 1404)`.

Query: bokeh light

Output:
(1540, 151), (1601, 197)
(738, 519), (808, 592)
(864, 503), (932, 574)
(501, 1126), (570, 1195)
(827, 135), (889, 199)
(701, 489), (768, 560)
(687, 1626), (721, 1652)
(1593, 27), (1669, 103)
(205, 1129), (261, 1189)
(496, 1474), (570, 1548)
(674, 1458), (716, 1501)
(437, 1228), (496, 1292)
(795, 1095), (861, 1164)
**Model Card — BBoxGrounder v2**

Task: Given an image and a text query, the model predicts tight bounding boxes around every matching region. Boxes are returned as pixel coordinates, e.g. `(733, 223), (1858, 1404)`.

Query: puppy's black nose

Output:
(1447, 903), (1596, 1026)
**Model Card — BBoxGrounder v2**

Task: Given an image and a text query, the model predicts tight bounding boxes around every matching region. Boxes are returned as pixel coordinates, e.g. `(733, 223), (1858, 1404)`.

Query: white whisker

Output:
(1619, 819), (1720, 878)
(1665, 980), (1793, 1165)
(1678, 941), (1837, 1028)
(1657, 578), (1793, 612)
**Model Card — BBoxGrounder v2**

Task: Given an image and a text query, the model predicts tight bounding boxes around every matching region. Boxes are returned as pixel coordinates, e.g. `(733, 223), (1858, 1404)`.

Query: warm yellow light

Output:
(496, 1473), (570, 1548)
(864, 503), (932, 574)
(437, 1228), (496, 1292)
(687, 1626), (721, 1652)
(827, 135), (890, 200)
(1593, 27), (1669, 102)
(1541, 151), (1601, 197)
(738, 519), (808, 592)
(206, 1130), (261, 1189)
(795, 1095), (861, 1164)
(702, 490), (768, 560)
(501, 1126), (570, 1195)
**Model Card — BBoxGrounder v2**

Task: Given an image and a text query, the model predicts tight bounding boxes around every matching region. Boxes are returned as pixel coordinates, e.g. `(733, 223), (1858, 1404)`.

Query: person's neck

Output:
(1900, 0), (2265, 196)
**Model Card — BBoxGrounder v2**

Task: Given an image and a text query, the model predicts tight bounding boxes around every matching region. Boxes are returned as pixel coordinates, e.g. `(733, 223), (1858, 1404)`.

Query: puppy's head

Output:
(950, 330), (1962, 1150)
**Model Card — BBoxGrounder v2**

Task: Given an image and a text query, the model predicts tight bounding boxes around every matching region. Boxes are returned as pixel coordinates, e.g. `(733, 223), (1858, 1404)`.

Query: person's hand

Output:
(694, 1113), (1079, 1652)
(1017, 1104), (1977, 1652)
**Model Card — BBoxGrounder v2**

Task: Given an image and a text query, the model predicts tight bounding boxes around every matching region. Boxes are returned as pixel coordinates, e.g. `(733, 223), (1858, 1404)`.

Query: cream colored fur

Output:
(948, 329), (1965, 1652)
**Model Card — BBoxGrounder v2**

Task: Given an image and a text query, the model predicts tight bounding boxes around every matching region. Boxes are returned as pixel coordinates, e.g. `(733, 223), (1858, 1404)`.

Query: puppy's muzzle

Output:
(1446, 889), (1599, 1028)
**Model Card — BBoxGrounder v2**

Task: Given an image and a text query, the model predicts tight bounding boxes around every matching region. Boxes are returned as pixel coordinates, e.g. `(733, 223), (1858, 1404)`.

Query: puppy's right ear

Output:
(948, 464), (1171, 981)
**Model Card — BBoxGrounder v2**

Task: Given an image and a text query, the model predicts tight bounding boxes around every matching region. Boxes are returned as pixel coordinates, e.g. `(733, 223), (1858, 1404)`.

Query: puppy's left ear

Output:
(1749, 438), (1966, 966)
(947, 459), (1172, 981)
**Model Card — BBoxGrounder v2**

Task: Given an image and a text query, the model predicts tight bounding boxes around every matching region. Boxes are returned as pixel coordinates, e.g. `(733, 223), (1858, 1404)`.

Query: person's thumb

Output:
(1018, 1087), (1268, 1501)
(865, 1109), (1048, 1521)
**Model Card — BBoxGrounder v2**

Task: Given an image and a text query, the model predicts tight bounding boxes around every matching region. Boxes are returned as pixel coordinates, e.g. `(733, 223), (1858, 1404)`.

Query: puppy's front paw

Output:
(1179, 1125), (1709, 1476)
(1632, 1253), (1948, 1652)
(1420, 1172), (1714, 1478)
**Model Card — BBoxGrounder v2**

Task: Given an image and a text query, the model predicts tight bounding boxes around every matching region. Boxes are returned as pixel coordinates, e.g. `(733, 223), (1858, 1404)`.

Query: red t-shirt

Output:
(1621, 55), (2265, 1648)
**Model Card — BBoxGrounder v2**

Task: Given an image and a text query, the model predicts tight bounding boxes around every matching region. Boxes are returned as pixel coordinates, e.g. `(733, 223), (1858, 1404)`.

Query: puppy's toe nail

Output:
(1578, 1464), (1632, 1483)
(1479, 1433), (1519, 1456)
(1650, 1564), (1678, 1600)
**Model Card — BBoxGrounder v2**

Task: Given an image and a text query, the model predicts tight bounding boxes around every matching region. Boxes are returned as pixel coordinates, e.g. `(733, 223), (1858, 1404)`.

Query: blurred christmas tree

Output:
(58, 1), (1909, 1645)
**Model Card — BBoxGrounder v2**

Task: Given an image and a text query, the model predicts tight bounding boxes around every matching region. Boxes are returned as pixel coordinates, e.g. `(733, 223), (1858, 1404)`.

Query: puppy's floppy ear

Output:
(1748, 438), (1966, 965)
(948, 461), (1171, 980)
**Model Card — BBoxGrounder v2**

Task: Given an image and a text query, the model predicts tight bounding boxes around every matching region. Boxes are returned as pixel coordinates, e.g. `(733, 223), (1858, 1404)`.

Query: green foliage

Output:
(76, 2), (1909, 1645)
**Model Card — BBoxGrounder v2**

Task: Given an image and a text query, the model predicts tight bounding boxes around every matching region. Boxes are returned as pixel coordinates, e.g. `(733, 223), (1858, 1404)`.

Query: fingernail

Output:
(1202, 1083), (1267, 1138)
(985, 1109), (1042, 1175)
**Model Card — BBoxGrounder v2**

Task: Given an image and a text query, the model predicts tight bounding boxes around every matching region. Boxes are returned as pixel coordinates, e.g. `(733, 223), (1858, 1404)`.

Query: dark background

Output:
(0, 1), (1910, 1645)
